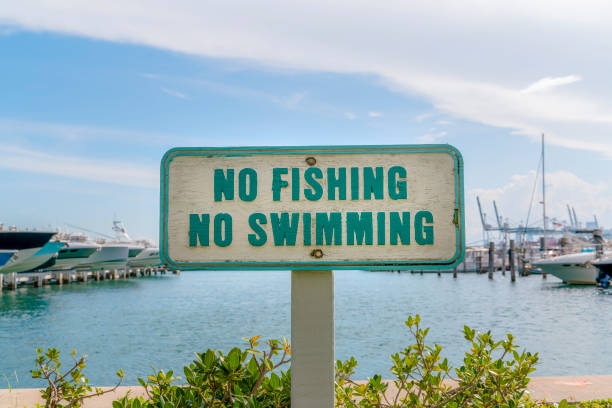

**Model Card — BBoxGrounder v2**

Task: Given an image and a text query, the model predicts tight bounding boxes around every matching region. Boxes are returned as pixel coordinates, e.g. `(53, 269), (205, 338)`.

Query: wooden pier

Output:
(0, 267), (179, 292)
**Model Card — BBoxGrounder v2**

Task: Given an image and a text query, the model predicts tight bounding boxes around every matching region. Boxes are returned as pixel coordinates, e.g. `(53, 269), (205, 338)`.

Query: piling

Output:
(488, 242), (495, 279)
(35, 275), (44, 287)
(453, 267), (457, 278)
(501, 242), (507, 276)
(0, 274), (3, 293)
(8, 272), (17, 290)
(510, 240), (516, 282)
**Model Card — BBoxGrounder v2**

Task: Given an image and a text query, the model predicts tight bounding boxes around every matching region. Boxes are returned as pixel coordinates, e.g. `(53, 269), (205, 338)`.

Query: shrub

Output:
(33, 315), (548, 407)
(112, 335), (292, 408)
(335, 314), (539, 407)
(31, 348), (124, 408)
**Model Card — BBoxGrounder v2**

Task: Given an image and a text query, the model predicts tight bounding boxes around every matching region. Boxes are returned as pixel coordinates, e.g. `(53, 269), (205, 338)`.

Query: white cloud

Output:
(415, 112), (435, 122)
(160, 87), (188, 99)
(0, 117), (205, 145)
(521, 75), (582, 94)
(368, 111), (383, 118)
(344, 112), (357, 120)
(1, 1), (612, 155)
(281, 91), (307, 109)
(0, 144), (157, 187)
(417, 131), (447, 143)
(468, 170), (612, 242)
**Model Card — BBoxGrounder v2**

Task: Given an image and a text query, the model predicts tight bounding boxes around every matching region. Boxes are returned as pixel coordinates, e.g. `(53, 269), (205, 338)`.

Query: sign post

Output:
(160, 145), (464, 407)
(291, 270), (334, 408)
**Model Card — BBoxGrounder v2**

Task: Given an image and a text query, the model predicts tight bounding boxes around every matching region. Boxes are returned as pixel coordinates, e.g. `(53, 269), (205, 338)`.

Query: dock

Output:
(0, 267), (179, 291)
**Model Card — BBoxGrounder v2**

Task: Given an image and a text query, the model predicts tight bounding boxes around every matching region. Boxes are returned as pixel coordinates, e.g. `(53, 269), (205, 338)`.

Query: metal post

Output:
(291, 270), (334, 408)
(542, 133), (547, 253)
(501, 242), (507, 276)
(510, 240), (516, 282)
(453, 267), (457, 278)
(488, 242), (495, 279)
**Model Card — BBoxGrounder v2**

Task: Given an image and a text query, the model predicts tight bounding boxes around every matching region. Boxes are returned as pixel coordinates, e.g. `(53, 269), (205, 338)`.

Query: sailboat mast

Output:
(542, 133), (547, 252)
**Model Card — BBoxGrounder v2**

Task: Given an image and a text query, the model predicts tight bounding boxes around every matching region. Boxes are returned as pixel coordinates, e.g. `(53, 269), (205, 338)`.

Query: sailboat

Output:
(531, 134), (605, 284)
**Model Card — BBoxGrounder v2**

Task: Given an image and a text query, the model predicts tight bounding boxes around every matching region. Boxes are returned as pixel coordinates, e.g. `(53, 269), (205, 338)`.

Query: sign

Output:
(160, 145), (464, 270)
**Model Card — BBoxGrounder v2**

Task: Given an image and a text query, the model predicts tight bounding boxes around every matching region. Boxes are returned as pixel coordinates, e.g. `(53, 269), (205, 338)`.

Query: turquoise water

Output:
(0, 271), (609, 388)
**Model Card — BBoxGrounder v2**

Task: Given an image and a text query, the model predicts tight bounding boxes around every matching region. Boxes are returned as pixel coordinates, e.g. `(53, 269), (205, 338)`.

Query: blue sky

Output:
(1, 2), (611, 243)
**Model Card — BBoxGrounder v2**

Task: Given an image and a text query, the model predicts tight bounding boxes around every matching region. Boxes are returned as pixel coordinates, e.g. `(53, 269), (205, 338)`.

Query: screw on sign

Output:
(160, 145), (465, 407)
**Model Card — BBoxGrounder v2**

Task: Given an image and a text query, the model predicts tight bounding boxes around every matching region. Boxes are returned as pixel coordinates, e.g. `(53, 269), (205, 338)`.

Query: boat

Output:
(48, 242), (101, 271)
(0, 240), (66, 274)
(128, 247), (162, 268)
(532, 252), (601, 284)
(108, 220), (161, 268)
(76, 245), (130, 271)
(0, 228), (65, 274)
(59, 220), (159, 271)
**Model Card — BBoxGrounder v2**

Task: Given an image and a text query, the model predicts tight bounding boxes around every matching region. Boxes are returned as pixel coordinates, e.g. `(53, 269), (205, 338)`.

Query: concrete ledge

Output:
(528, 375), (612, 402)
(0, 386), (147, 408)
(2, 375), (612, 407)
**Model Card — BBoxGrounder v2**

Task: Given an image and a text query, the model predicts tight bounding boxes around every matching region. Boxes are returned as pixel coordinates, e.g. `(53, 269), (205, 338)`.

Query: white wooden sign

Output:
(160, 145), (464, 270)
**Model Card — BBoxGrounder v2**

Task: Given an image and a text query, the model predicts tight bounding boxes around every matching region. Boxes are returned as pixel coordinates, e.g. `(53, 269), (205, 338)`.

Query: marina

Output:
(2, 3), (611, 404)
(2, 270), (612, 389)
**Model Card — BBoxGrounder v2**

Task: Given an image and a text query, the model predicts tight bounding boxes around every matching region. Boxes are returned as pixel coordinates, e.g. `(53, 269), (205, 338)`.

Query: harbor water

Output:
(0, 270), (609, 387)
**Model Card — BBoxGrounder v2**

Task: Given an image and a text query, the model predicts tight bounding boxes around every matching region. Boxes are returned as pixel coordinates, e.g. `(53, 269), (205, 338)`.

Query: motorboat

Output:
(0, 228), (64, 274)
(76, 245), (129, 271)
(48, 242), (100, 271)
(532, 251), (601, 284)
(128, 247), (161, 268)
(0, 240), (66, 274)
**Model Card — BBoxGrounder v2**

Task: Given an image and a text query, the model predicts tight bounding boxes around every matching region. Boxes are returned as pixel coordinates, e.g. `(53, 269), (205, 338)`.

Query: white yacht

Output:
(532, 251), (601, 284)
(77, 245), (130, 271)
(0, 241), (66, 274)
(49, 242), (101, 271)
(109, 220), (161, 268)
(128, 247), (162, 268)
(0, 227), (65, 274)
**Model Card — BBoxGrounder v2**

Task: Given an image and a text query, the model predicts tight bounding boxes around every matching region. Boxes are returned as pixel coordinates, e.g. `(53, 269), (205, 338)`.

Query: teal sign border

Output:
(160, 145), (465, 270)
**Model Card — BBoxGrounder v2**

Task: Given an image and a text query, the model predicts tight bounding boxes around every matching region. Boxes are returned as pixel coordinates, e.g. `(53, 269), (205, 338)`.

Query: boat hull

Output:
(77, 246), (129, 271)
(128, 248), (161, 268)
(538, 263), (598, 284)
(0, 231), (56, 250)
(48, 244), (99, 271)
(0, 242), (66, 274)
